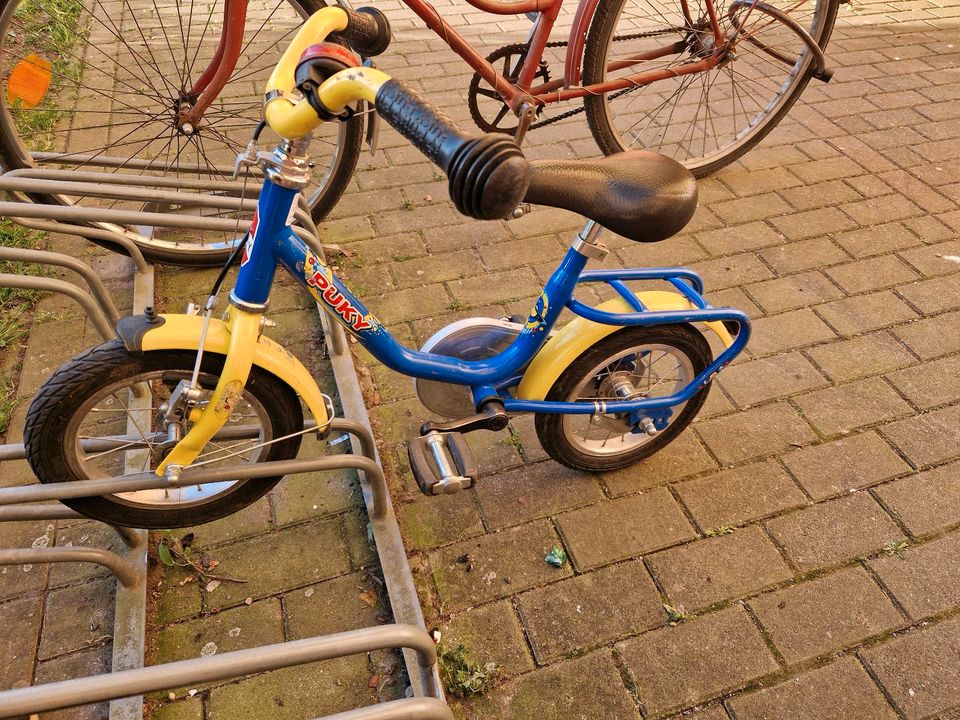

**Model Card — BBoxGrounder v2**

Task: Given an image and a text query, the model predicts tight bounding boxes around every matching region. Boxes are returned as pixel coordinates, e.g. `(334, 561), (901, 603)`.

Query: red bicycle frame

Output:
(179, 0), (727, 128)
(405, 0), (726, 112)
(179, 0), (250, 128)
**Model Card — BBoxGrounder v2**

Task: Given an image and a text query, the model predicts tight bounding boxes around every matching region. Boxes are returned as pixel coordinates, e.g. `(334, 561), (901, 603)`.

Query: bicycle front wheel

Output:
(582, 0), (839, 176)
(23, 342), (304, 528)
(0, 0), (362, 265)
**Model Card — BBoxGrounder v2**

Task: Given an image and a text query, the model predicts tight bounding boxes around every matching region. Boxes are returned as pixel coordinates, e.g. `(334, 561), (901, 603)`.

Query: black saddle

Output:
(523, 151), (698, 243)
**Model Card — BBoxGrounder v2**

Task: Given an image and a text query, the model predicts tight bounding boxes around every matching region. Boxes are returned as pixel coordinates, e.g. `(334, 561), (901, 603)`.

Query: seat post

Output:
(571, 219), (609, 261)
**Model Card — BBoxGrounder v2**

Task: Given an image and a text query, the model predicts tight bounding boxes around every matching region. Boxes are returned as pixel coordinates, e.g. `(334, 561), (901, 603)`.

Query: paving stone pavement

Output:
(325, 0), (960, 717)
(1, 0), (959, 717)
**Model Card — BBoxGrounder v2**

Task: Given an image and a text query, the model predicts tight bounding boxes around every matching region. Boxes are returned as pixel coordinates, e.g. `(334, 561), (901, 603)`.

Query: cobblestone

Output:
(674, 460), (807, 529)
(749, 567), (904, 664)
(780, 431), (911, 499)
(647, 526), (792, 611)
(766, 492), (904, 570)
(618, 607), (778, 716)
(518, 560), (664, 662)
(792, 376), (914, 436)
(728, 656), (898, 720)
(870, 532), (960, 619)
(557, 489), (695, 570)
(861, 614), (960, 720)
(874, 461), (960, 537)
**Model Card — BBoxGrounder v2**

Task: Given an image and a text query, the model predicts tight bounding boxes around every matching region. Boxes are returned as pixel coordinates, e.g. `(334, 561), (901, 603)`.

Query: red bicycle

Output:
(0, 0), (362, 265)
(0, 0), (836, 264)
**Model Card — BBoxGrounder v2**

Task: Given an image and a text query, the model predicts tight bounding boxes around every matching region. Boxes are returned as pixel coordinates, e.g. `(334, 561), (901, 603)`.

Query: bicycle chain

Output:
(469, 28), (682, 132)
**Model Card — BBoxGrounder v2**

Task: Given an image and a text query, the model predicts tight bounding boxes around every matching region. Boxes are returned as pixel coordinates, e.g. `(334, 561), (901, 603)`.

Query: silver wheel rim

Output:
(63, 368), (273, 508)
(560, 343), (695, 457)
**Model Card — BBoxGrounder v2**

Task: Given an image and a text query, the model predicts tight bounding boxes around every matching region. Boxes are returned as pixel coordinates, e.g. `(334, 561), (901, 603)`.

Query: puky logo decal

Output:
(304, 252), (375, 332)
(524, 291), (549, 332)
(239, 210), (259, 267)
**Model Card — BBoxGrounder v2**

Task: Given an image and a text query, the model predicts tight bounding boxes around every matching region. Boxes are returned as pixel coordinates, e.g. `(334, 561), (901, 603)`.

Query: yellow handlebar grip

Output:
(262, 6), (395, 139)
(263, 6), (349, 137)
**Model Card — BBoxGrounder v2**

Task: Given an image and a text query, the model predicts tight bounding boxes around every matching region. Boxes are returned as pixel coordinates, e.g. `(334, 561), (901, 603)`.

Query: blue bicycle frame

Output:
(232, 176), (751, 418)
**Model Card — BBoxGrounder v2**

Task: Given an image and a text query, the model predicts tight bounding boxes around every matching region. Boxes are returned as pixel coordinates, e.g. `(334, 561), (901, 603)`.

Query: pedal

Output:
(407, 431), (477, 496)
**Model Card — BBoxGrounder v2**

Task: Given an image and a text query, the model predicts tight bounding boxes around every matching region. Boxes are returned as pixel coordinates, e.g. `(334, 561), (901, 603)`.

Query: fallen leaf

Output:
(368, 674), (380, 688)
(359, 590), (378, 608)
(205, 580), (221, 593)
(158, 543), (175, 566)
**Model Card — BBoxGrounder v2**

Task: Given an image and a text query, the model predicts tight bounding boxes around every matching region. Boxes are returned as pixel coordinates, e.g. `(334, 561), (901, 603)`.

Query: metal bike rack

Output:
(0, 170), (448, 718)
(0, 234), (154, 720)
(0, 625), (451, 720)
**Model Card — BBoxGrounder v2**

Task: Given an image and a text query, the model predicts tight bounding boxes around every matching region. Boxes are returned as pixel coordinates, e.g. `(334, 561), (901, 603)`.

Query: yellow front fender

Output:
(117, 311), (330, 436)
(516, 290), (734, 401)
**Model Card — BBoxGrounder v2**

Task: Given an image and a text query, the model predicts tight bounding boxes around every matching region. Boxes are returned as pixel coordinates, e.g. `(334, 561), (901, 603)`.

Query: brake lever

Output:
(232, 139), (260, 181)
(363, 59), (380, 155)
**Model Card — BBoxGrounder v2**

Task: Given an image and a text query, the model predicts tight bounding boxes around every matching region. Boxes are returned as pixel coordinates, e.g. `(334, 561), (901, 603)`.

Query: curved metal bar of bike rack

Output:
(6, 216), (150, 272)
(0, 504), (144, 548)
(0, 246), (122, 328)
(0, 503), (84, 520)
(27, 152), (241, 175)
(0, 435), (389, 520)
(0, 201), (318, 256)
(0, 201), (251, 232)
(0, 237), (154, 720)
(315, 698), (453, 720)
(0, 547), (143, 588)
(5, 167), (259, 193)
(0, 177), (259, 212)
(2, 166), (321, 274)
(0, 274), (116, 341)
(0, 624), (444, 719)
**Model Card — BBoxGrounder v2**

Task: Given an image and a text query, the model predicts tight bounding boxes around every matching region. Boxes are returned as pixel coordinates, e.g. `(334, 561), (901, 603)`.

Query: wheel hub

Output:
(592, 369), (646, 433)
(172, 97), (200, 135)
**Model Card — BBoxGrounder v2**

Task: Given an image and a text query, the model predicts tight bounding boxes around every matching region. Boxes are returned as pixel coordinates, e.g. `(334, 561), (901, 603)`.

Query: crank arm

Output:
(420, 399), (510, 435)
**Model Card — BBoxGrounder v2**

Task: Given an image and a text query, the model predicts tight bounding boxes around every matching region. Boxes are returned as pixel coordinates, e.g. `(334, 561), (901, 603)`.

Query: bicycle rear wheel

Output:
(0, 0), (362, 265)
(582, 0), (839, 176)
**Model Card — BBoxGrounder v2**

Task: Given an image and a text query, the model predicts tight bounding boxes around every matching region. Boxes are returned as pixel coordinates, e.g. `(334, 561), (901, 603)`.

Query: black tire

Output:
(535, 324), (711, 472)
(23, 341), (303, 528)
(582, 0), (840, 176)
(0, 0), (362, 266)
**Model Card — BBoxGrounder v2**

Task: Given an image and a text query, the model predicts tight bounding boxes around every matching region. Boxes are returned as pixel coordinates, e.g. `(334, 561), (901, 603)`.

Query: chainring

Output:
(467, 43), (550, 134)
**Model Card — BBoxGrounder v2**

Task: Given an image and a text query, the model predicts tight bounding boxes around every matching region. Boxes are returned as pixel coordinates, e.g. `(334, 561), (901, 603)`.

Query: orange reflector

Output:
(7, 53), (52, 109)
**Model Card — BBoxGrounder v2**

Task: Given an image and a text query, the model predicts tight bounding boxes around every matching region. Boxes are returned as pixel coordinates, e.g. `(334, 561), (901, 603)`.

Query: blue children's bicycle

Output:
(22, 6), (750, 529)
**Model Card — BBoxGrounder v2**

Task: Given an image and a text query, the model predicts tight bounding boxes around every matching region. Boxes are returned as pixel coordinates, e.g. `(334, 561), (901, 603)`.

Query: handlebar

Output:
(263, 6), (530, 220)
(264, 6), (389, 138)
